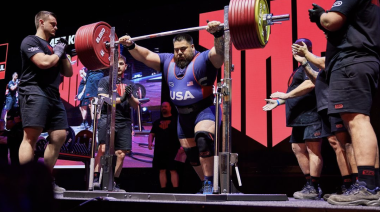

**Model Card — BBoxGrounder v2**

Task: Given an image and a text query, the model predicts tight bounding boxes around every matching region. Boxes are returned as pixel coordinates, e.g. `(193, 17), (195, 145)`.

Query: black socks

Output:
(358, 166), (376, 189)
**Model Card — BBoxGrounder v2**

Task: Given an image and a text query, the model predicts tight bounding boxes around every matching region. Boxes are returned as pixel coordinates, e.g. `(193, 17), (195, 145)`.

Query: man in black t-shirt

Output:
(264, 39), (324, 200)
(2, 72), (19, 123)
(18, 11), (72, 194)
(308, 0), (380, 205)
(93, 55), (139, 192)
(148, 101), (182, 193)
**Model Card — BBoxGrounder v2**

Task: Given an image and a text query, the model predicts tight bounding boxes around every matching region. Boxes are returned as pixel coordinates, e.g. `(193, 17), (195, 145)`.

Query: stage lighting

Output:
(141, 107), (151, 123)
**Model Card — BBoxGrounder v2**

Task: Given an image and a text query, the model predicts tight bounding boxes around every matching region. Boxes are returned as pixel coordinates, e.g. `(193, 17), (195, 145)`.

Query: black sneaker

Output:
(196, 181), (205, 194)
(293, 183), (322, 200)
(327, 181), (379, 206)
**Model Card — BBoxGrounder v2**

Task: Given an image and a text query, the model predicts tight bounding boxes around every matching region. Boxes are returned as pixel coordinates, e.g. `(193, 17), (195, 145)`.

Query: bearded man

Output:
(119, 21), (224, 194)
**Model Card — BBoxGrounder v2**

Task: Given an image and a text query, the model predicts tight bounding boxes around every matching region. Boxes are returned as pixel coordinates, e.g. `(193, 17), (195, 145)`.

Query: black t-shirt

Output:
(326, 0), (380, 74)
(19, 35), (62, 100)
(98, 76), (137, 122)
(285, 65), (319, 127)
(150, 115), (180, 153)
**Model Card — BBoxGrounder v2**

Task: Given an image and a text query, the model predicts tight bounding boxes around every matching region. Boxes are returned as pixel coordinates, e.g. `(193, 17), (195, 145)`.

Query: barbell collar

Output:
(270, 14), (290, 23)
(263, 14), (290, 26)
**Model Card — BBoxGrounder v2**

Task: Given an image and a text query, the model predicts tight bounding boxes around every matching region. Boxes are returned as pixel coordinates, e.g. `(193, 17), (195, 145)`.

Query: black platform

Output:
(55, 192), (380, 212)
(63, 190), (288, 202)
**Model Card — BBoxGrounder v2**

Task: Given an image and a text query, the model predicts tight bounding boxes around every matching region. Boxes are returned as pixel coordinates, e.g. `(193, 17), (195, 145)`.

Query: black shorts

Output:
(98, 116), (132, 150)
(328, 62), (379, 115)
(289, 123), (323, 143)
(318, 109), (333, 138)
(4, 96), (17, 111)
(319, 109), (347, 137)
(152, 150), (179, 170)
(329, 113), (346, 133)
(19, 94), (68, 131)
(80, 98), (91, 107)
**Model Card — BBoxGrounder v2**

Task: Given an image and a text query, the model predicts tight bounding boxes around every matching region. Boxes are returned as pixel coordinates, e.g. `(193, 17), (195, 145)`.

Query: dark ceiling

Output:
(1, 1), (186, 41)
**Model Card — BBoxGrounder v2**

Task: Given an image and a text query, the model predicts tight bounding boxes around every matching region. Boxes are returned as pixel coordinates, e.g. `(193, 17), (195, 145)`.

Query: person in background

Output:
(263, 39), (324, 200)
(93, 55), (139, 191)
(75, 67), (91, 129)
(148, 101), (182, 193)
(2, 72), (19, 124)
(83, 68), (105, 130)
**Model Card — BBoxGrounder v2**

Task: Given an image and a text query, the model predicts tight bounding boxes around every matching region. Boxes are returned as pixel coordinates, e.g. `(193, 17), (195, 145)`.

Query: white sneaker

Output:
(53, 182), (66, 194)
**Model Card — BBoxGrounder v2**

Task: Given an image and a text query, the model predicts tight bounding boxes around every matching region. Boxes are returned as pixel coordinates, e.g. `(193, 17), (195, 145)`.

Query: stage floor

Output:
(54, 191), (380, 212)
(33, 124), (380, 211)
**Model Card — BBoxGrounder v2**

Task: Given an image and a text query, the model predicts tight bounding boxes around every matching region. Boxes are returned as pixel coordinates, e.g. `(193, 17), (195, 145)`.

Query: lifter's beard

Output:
(175, 52), (194, 69)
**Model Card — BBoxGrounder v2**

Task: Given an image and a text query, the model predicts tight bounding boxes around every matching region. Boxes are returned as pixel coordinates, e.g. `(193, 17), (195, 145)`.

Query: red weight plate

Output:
(241, 0), (255, 50)
(75, 22), (119, 71)
(234, 1), (244, 50)
(237, 0), (249, 50)
(248, 0), (263, 49)
(83, 23), (102, 70)
(94, 22), (119, 69)
(75, 23), (98, 70)
(229, 0), (241, 50)
(233, 0), (244, 50)
(86, 23), (104, 70)
(229, 0), (262, 50)
(77, 24), (92, 67)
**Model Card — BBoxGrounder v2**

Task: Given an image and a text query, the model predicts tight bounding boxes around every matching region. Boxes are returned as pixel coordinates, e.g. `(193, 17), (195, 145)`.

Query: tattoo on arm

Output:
(304, 63), (319, 83)
(214, 37), (224, 55)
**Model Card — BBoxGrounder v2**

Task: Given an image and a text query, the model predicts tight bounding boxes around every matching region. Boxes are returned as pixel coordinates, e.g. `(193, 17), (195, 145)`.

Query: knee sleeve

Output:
(195, 131), (215, 158)
(183, 146), (200, 166)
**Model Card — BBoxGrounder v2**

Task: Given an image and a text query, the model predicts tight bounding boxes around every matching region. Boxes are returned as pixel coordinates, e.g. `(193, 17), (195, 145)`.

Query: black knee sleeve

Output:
(195, 131), (215, 158)
(183, 146), (200, 166)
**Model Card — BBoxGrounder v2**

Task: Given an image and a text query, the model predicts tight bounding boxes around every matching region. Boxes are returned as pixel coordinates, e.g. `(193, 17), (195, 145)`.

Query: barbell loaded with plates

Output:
(74, 0), (289, 71)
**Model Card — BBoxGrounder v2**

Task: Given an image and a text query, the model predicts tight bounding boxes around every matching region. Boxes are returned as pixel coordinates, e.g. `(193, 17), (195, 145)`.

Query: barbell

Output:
(74, 0), (289, 70)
